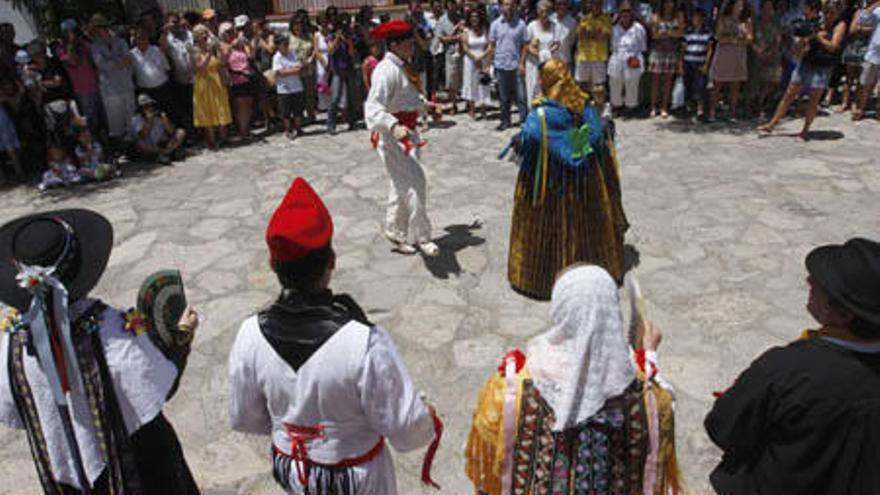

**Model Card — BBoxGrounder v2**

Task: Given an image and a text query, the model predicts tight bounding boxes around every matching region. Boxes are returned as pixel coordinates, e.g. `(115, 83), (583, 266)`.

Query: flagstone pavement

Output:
(1, 111), (879, 495)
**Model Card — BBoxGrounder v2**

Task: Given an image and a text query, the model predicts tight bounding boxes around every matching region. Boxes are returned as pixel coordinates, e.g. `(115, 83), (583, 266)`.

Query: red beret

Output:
(266, 178), (333, 263)
(370, 19), (414, 41)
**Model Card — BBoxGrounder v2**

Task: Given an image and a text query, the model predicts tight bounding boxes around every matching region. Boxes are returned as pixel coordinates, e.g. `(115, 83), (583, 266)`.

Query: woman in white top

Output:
(313, 16), (332, 112)
(607, 1), (647, 112)
(460, 8), (494, 119)
(525, 0), (560, 107)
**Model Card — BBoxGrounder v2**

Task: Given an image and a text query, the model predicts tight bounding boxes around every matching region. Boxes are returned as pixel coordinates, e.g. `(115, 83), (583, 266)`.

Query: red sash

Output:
(277, 423), (385, 488)
(370, 111), (427, 155)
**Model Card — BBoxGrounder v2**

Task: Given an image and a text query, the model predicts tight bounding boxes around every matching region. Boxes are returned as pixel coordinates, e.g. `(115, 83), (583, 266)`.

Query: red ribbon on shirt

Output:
(421, 410), (443, 489)
(282, 423), (326, 488)
(370, 111), (427, 155)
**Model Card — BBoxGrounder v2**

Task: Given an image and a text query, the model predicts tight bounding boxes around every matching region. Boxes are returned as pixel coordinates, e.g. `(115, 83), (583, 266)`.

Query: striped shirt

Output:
(683, 28), (712, 64)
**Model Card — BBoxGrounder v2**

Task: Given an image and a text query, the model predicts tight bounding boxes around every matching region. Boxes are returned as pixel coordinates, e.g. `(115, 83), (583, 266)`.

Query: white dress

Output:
(314, 32), (331, 111)
(461, 29), (492, 106)
(228, 317), (435, 494)
(525, 20), (559, 107)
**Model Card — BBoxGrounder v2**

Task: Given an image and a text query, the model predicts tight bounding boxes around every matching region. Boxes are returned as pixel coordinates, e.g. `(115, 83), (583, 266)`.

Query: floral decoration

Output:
(124, 309), (148, 336)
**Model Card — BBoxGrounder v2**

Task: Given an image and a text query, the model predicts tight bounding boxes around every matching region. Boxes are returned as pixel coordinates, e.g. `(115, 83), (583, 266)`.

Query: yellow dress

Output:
(193, 55), (232, 128)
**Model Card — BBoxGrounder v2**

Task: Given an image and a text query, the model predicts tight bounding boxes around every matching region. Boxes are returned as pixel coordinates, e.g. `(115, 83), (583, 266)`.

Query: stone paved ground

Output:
(1, 110), (879, 495)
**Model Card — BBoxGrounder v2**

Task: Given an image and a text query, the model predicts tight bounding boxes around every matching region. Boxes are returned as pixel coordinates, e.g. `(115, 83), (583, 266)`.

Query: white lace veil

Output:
(527, 265), (635, 431)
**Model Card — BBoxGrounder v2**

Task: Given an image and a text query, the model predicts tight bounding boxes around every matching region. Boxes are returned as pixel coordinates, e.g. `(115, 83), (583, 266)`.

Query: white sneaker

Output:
(384, 229), (407, 245)
(418, 241), (439, 257)
(393, 243), (418, 255)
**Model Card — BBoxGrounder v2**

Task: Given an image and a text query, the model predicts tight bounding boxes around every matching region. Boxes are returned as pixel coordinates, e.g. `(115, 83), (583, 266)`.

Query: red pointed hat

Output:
(266, 178), (333, 263)
(370, 19), (414, 41)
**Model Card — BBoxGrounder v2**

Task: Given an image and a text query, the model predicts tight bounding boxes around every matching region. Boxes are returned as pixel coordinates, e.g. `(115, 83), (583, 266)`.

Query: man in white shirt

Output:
(426, 0), (447, 99)
(130, 27), (173, 116)
(90, 13), (136, 142)
(365, 20), (440, 257)
(228, 177), (442, 494)
(162, 13), (195, 129)
(551, 0), (578, 67)
(272, 34), (305, 139)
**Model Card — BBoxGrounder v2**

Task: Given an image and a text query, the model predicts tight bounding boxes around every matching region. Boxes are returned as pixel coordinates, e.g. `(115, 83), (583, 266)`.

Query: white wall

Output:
(0, 0), (38, 45)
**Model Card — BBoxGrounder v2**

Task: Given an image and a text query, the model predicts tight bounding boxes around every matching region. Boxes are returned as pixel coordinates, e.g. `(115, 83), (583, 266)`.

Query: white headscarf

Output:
(527, 265), (635, 431)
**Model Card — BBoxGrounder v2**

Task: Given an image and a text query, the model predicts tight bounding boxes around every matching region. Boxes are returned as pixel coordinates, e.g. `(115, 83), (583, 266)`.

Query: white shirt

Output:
(272, 50), (304, 94)
(228, 317), (434, 494)
(365, 52), (426, 135)
(608, 22), (648, 77)
(551, 12), (578, 63)
(526, 19), (559, 64)
(165, 31), (194, 84)
(130, 44), (170, 89)
(0, 301), (177, 489)
(426, 13), (444, 55)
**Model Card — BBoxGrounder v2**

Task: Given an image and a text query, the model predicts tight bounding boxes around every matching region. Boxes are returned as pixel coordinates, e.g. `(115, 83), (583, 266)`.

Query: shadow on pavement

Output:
(421, 221), (486, 279)
(623, 243), (641, 276)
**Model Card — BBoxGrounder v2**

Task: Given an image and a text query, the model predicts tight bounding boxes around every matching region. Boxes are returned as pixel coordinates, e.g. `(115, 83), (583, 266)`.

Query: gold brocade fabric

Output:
(465, 368), (532, 495)
(507, 152), (629, 300)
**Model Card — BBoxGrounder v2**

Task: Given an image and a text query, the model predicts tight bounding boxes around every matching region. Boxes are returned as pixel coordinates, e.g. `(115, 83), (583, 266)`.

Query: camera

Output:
(791, 17), (821, 37)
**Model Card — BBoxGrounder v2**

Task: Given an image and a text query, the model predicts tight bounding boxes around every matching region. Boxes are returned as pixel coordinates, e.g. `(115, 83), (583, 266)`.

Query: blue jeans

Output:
(495, 68), (527, 126)
(328, 68), (358, 130)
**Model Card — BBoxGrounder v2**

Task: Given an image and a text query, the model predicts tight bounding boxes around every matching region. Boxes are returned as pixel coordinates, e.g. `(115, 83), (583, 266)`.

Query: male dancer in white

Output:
(365, 20), (440, 256)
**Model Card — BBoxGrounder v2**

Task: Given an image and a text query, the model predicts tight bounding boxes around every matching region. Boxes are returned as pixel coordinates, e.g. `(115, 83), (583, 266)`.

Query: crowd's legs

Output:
(230, 85), (255, 140)
(609, 75), (640, 112)
(709, 81), (741, 121)
(328, 69), (358, 133)
(170, 82), (194, 132)
(496, 68), (527, 129)
(854, 62), (879, 120)
(301, 72), (318, 122)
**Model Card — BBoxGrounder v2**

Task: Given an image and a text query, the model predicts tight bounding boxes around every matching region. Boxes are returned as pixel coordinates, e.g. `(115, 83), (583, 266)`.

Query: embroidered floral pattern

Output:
(124, 309), (148, 336)
(1, 308), (24, 333)
(512, 381), (644, 495)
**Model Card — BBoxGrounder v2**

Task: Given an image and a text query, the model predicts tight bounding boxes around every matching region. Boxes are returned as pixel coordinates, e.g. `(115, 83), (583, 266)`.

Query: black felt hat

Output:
(0, 209), (113, 311)
(806, 238), (880, 325)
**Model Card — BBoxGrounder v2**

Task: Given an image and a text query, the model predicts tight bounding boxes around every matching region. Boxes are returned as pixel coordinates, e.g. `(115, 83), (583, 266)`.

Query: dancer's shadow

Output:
(623, 243), (640, 277)
(422, 221), (486, 279)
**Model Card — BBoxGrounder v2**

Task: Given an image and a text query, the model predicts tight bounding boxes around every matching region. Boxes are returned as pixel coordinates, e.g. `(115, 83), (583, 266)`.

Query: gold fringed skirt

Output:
(507, 153), (628, 300)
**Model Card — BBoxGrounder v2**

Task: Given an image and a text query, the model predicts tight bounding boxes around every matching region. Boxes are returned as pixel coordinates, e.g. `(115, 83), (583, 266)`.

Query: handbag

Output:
(263, 69), (277, 87)
(671, 76), (685, 109)
(627, 56), (641, 69)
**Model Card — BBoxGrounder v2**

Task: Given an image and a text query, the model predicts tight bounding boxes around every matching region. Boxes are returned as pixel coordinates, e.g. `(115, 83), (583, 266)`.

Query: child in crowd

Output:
(683, 9), (712, 119)
(0, 77), (23, 181)
(272, 34), (305, 140)
(39, 145), (81, 190)
(130, 94), (186, 164)
(75, 126), (116, 181)
(363, 41), (382, 93)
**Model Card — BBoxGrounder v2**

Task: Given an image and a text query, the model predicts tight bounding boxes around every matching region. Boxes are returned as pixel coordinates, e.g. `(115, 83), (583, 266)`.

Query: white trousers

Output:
(608, 77), (641, 108)
(375, 134), (432, 243)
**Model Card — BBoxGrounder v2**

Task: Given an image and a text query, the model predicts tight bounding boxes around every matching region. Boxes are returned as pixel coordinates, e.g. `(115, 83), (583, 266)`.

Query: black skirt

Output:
(59, 413), (200, 495)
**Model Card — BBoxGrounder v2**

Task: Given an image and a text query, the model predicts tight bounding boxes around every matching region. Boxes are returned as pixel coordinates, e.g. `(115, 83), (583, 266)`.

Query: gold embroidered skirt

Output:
(507, 153), (628, 300)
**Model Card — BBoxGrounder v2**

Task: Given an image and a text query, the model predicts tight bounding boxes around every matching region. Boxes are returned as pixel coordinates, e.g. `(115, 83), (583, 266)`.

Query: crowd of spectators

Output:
(0, 0), (878, 186)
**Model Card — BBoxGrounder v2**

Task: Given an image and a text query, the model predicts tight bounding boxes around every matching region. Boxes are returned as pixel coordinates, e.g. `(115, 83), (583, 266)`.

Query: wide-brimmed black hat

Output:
(0, 209), (113, 311)
(806, 238), (880, 325)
